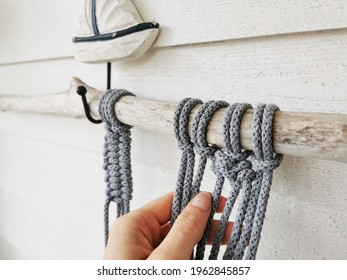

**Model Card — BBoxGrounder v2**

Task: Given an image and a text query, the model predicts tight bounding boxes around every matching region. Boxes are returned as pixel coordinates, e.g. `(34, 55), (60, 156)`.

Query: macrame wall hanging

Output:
(99, 89), (136, 245)
(171, 99), (283, 260)
(98, 89), (283, 259)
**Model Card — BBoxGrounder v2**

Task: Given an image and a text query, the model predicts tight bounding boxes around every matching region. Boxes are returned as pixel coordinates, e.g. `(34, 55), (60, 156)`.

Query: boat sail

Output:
(73, 0), (159, 63)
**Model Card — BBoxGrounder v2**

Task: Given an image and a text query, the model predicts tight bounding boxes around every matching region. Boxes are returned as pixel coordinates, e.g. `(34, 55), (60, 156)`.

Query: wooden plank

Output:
(0, 77), (346, 162)
(1, 0), (347, 64)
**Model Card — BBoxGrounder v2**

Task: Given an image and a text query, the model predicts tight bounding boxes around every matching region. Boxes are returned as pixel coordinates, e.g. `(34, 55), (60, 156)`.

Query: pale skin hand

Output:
(104, 192), (234, 260)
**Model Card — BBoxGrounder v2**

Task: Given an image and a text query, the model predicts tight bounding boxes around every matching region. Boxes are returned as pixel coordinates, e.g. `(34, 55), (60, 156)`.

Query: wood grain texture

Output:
(1, 0), (347, 64)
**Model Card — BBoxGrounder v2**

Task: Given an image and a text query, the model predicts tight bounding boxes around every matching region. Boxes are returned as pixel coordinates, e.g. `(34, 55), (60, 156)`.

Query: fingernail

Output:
(191, 192), (211, 211)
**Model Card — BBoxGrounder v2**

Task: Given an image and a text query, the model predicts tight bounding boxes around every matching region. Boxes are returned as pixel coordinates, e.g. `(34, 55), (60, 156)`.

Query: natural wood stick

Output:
(0, 77), (346, 162)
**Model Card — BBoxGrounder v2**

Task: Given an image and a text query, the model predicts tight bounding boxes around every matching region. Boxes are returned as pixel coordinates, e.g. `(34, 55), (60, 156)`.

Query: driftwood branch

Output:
(0, 77), (346, 162)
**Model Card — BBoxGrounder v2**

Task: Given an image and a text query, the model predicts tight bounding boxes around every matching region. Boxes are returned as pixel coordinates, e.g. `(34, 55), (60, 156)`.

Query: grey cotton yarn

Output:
(99, 89), (135, 245)
(171, 99), (283, 260)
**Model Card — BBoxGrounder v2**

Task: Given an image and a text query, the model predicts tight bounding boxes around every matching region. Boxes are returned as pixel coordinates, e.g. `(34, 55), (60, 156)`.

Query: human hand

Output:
(103, 192), (233, 260)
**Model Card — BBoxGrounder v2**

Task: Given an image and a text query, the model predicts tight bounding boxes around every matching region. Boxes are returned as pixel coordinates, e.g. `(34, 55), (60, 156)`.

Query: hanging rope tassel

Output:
(99, 89), (135, 246)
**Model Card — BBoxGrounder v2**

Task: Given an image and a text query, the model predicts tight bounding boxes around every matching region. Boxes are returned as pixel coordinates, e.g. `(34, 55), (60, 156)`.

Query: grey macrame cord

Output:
(99, 89), (135, 246)
(210, 103), (255, 260)
(195, 102), (255, 260)
(171, 99), (283, 260)
(245, 104), (283, 260)
(172, 99), (228, 221)
(190, 100), (230, 259)
(171, 98), (202, 226)
(171, 99), (230, 258)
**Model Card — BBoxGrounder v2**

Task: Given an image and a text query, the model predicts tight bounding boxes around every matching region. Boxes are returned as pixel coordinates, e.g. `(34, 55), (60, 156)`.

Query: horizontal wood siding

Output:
(1, 0), (347, 64)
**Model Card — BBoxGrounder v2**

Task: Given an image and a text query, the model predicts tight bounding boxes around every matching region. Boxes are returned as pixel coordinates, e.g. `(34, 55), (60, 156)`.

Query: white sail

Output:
(73, 0), (160, 63)
(97, 0), (143, 33)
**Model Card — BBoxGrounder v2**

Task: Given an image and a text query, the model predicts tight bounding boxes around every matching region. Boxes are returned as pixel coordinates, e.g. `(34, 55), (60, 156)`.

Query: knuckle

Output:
(175, 208), (202, 237)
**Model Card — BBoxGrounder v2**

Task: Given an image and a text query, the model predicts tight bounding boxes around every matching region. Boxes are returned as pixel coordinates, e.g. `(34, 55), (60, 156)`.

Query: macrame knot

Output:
(194, 145), (218, 159)
(106, 189), (122, 204)
(236, 168), (256, 182)
(251, 154), (283, 171)
(212, 149), (252, 181)
(121, 186), (132, 200)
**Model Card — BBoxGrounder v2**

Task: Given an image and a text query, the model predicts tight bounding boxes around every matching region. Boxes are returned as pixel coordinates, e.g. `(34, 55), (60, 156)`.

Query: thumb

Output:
(148, 192), (212, 260)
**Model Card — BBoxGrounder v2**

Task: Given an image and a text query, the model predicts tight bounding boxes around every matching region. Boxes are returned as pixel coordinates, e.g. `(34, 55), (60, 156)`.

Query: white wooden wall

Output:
(0, 0), (346, 259)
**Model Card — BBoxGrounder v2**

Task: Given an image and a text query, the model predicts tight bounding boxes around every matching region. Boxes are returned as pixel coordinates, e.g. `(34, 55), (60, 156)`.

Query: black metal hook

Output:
(76, 86), (103, 124)
(107, 62), (111, 90)
(77, 62), (111, 124)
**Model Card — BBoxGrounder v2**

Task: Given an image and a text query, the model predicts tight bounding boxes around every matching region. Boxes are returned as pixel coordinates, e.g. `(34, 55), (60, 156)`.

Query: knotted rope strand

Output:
(232, 105), (266, 259)
(245, 104), (283, 260)
(208, 103), (255, 259)
(221, 103), (256, 260)
(99, 89), (135, 245)
(222, 167), (255, 259)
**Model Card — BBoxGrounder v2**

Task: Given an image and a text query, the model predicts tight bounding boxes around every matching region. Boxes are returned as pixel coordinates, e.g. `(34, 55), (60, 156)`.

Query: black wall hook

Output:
(76, 86), (103, 124)
(77, 62), (111, 124)
(107, 62), (111, 90)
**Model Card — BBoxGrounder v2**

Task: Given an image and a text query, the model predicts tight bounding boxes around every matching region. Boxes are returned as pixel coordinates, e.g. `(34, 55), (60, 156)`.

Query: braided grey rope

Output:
(232, 105), (268, 260)
(244, 104), (283, 260)
(209, 103), (255, 260)
(172, 100), (229, 260)
(99, 89), (135, 245)
(171, 98), (202, 225)
(190, 101), (222, 198)
(189, 100), (230, 259)
(172, 100), (228, 224)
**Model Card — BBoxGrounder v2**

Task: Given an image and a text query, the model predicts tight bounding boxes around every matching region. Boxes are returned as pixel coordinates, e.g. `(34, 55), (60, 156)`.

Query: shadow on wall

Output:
(0, 236), (29, 259)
